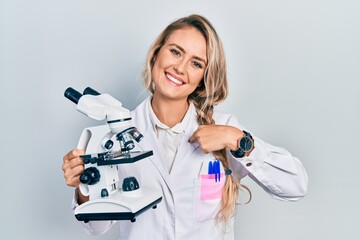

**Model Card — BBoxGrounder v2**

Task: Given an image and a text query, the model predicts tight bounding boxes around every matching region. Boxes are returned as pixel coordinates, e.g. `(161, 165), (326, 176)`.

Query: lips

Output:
(165, 72), (184, 86)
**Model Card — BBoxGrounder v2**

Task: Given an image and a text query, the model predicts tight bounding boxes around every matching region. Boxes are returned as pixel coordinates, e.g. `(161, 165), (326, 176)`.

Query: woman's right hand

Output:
(62, 149), (89, 204)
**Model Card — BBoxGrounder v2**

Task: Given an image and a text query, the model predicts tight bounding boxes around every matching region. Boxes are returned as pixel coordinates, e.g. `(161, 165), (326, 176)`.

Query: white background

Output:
(0, 0), (359, 239)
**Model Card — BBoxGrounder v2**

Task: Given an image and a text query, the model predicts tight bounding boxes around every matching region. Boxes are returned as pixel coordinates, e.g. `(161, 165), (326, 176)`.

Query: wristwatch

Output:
(230, 131), (254, 158)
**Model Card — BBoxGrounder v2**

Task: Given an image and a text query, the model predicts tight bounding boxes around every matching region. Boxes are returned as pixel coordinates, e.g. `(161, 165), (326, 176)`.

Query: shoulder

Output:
(213, 109), (236, 124)
(213, 109), (247, 130)
(131, 97), (152, 131)
(132, 97), (149, 115)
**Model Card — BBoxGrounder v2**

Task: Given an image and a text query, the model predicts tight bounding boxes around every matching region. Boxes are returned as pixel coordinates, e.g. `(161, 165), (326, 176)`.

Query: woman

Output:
(62, 14), (308, 239)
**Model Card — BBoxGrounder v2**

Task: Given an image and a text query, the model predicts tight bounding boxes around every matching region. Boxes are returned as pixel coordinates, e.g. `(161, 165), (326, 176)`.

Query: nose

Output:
(174, 58), (186, 74)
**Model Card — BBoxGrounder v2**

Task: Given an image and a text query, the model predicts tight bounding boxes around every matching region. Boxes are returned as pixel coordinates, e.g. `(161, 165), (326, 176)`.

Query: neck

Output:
(151, 95), (189, 128)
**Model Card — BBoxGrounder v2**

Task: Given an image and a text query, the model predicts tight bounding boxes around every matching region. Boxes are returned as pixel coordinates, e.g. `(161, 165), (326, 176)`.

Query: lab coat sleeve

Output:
(71, 189), (116, 236)
(226, 115), (308, 201)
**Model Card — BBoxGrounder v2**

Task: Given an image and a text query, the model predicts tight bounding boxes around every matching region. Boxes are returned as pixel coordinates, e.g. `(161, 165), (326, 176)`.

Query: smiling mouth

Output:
(166, 73), (184, 85)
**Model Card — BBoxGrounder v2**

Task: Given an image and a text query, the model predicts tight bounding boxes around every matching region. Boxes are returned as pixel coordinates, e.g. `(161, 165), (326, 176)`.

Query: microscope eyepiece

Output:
(83, 87), (100, 96)
(64, 87), (83, 104)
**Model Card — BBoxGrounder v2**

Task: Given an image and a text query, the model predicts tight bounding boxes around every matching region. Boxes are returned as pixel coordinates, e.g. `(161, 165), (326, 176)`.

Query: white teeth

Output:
(166, 73), (183, 85)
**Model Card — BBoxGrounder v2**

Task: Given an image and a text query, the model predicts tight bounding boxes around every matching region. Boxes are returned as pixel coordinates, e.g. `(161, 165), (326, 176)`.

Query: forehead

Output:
(165, 27), (207, 61)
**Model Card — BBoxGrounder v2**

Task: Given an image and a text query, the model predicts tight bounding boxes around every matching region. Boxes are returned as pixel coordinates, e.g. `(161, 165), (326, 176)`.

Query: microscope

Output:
(64, 87), (162, 222)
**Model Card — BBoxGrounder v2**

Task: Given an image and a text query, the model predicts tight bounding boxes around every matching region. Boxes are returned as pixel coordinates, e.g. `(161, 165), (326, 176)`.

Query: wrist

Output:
(76, 187), (89, 205)
(225, 126), (244, 150)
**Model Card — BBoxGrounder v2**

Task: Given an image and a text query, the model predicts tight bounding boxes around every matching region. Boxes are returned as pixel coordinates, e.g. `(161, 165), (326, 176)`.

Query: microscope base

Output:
(74, 187), (162, 222)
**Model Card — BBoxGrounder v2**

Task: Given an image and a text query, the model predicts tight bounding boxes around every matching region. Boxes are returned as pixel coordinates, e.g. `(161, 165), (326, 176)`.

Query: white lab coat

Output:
(72, 97), (308, 240)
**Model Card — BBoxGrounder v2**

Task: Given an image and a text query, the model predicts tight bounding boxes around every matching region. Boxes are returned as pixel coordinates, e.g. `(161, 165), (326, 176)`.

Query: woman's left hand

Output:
(189, 125), (243, 153)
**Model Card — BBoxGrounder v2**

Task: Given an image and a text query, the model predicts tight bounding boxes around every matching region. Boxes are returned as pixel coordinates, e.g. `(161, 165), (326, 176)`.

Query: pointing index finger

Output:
(188, 130), (198, 143)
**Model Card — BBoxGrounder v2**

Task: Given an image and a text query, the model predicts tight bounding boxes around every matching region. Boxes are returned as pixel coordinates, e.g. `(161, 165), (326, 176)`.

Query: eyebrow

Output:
(168, 43), (207, 65)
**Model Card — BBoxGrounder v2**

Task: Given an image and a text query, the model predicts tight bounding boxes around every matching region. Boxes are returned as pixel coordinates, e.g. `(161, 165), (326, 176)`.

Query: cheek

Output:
(151, 63), (161, 82)
(189, 71), (205, 86)
(151, 55), (169, 80)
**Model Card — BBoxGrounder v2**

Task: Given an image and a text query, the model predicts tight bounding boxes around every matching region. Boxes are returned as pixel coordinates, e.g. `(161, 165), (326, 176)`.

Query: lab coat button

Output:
(245, 162), (252, 167)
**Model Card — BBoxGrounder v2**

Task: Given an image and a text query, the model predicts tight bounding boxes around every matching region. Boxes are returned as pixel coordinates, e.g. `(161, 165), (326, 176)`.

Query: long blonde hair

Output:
(141, 14), (250, 223)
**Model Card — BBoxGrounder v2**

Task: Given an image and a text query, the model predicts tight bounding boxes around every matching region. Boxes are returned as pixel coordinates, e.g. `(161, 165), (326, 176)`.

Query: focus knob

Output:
(80, 167), (101, 185)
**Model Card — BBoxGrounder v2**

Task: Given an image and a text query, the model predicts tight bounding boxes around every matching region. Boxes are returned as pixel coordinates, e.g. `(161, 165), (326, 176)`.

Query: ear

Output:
(152, 54), (157, 63)
(150, 55), (157, 69)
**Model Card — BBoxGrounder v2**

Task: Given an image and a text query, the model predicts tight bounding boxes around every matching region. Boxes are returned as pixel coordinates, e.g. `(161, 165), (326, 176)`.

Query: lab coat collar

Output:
(169, 118), (200, 177)
(147, 97), (194, 135)
(131, 97), (172, 192)
(132, 97), (200, 186)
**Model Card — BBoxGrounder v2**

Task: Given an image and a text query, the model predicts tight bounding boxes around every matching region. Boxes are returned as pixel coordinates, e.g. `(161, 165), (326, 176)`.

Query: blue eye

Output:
(170, 49), (181, 57)
(192, 61), (203, 69)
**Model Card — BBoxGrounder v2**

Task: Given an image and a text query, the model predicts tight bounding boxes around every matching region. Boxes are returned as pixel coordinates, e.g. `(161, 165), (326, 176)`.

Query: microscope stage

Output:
(81, 151), (153, 166)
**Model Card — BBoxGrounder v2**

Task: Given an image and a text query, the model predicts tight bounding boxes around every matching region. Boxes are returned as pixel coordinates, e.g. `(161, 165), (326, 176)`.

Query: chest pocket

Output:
(193, 159), (225, 223)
